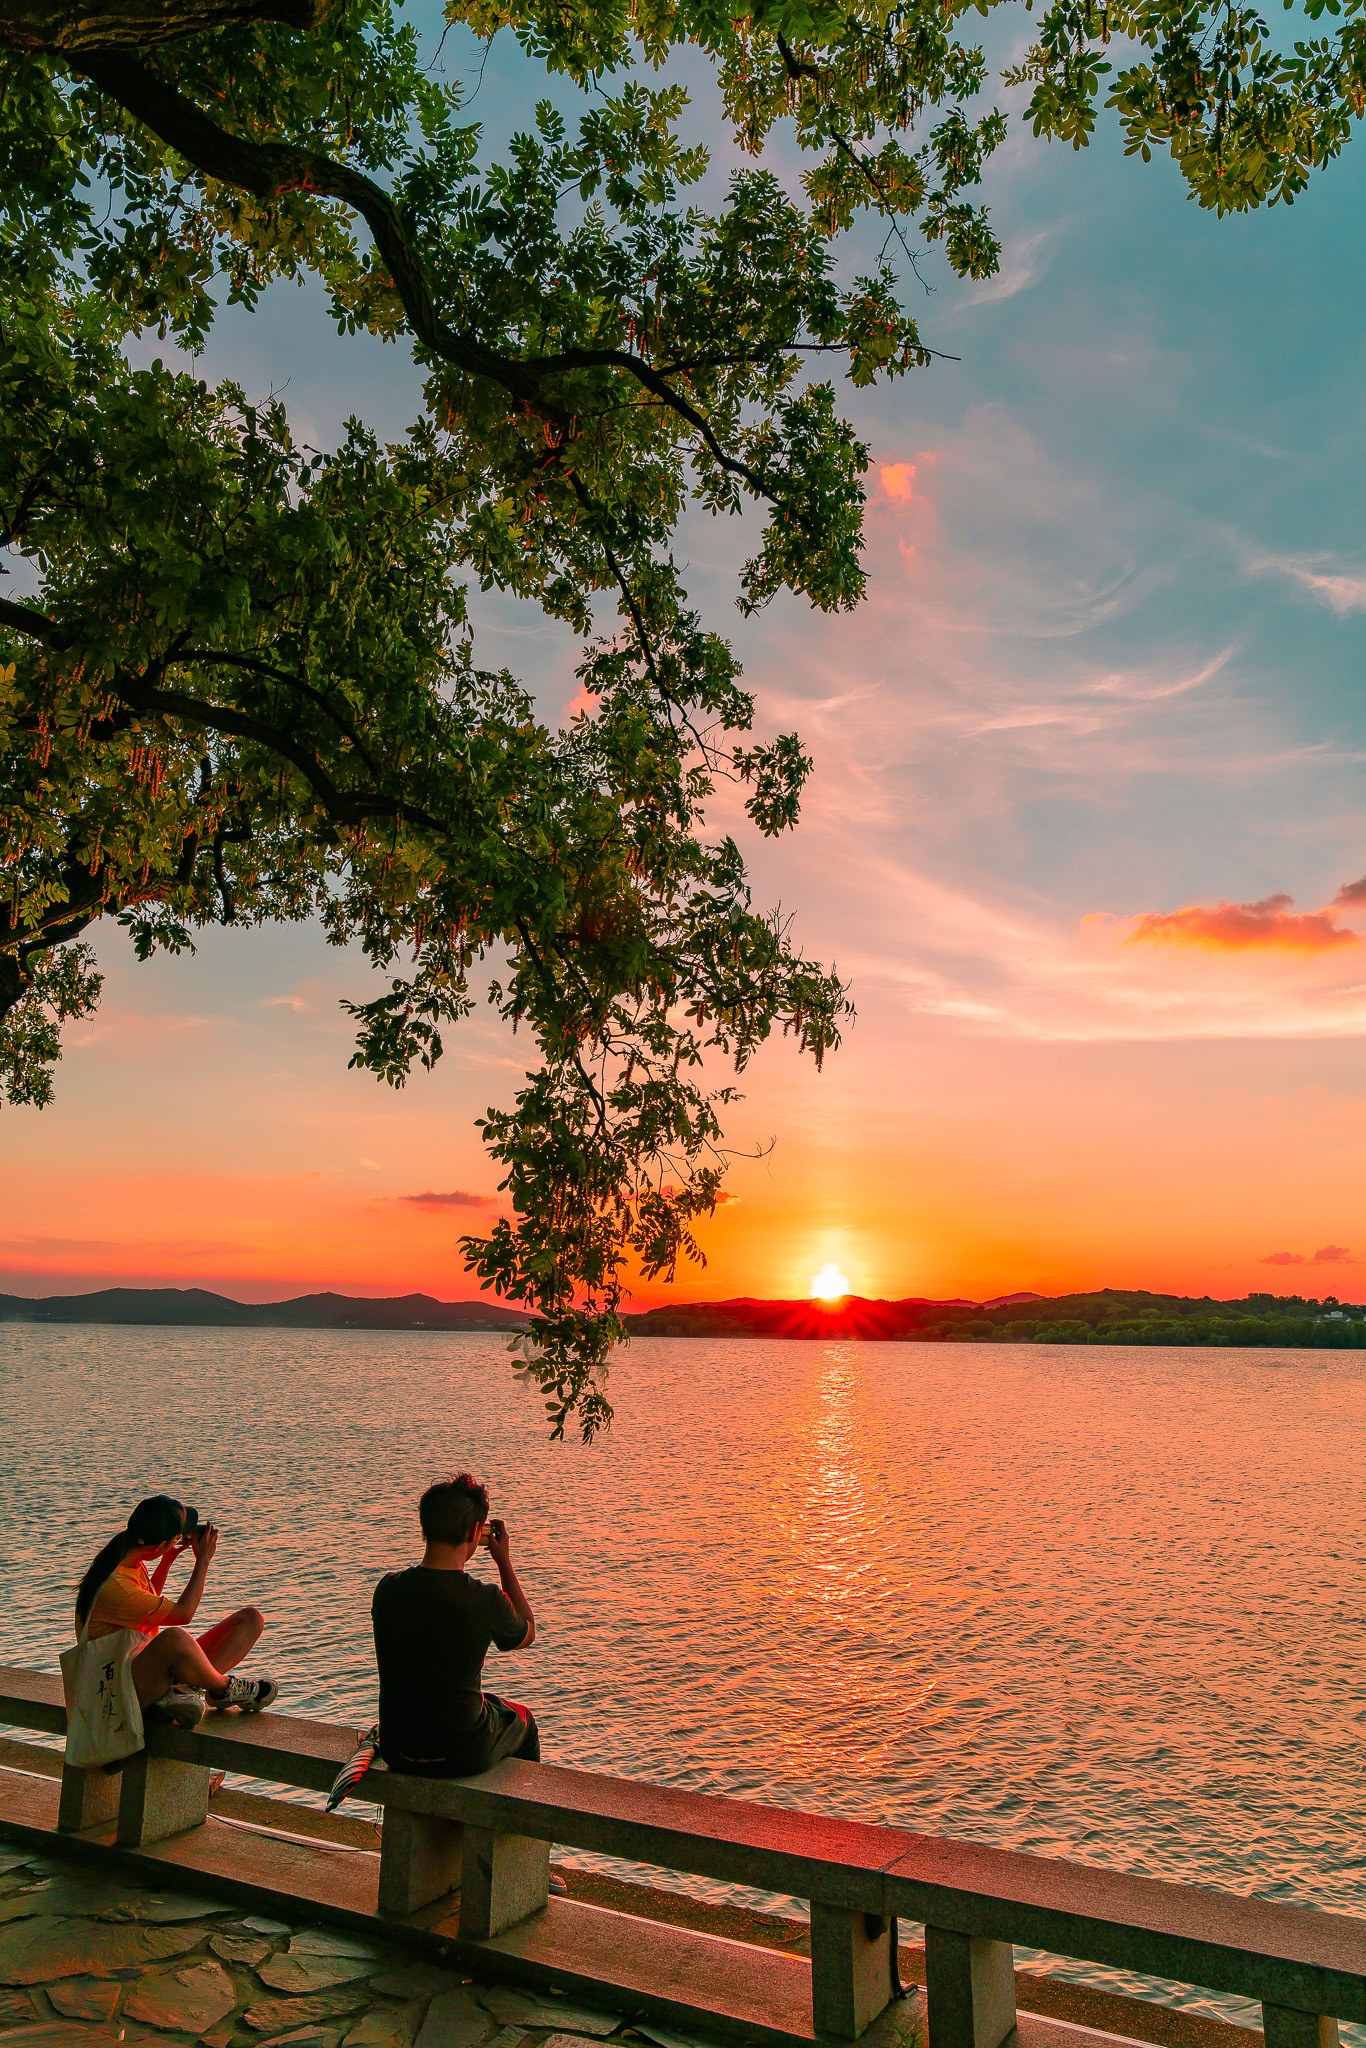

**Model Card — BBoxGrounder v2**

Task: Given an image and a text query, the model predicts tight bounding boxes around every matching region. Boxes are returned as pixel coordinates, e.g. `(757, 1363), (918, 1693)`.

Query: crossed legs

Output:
(131, 1606), (265, 1706)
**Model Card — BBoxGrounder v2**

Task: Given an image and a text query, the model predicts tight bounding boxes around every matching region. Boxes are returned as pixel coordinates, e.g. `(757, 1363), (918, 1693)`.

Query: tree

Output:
(3, 0), (1358, 1434)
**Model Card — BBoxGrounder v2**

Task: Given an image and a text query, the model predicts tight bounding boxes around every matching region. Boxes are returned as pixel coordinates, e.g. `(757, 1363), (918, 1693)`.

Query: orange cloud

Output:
(399, 1189), (496, 1209)
(1127, 894), (1359, 954)
(1259, 1244), (1354, 1267)
(881, 463), (916, 504)
(1334, 874), (1366, 907)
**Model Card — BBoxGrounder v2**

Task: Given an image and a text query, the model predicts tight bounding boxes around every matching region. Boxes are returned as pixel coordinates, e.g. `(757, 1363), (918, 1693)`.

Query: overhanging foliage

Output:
(2, 0), (1356, 1432)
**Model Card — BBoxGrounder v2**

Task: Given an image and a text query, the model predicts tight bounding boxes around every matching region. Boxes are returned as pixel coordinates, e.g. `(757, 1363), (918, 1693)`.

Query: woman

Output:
(75, 1495), (279, 1726)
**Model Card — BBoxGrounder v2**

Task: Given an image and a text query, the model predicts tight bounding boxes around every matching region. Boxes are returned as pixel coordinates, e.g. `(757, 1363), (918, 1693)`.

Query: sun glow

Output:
(809, 1261), (851, 1300)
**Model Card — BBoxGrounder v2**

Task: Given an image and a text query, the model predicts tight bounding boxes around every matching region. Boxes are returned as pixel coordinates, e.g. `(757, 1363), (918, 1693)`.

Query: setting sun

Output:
(809, 1262), (851, 1300)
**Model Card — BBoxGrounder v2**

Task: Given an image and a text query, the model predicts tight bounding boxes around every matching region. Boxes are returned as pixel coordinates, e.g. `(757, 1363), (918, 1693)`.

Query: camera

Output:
(478, 1518), (504, 1549)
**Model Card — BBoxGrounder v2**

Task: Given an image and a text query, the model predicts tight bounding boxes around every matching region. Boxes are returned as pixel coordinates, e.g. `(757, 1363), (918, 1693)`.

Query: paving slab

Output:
(632, 2025), (720, 2048)
(291, 1932), (387, 1961)
(345, 2006), (424, 2048)
(31, 1881), (141, 1920)
(0, 1996), (35, 2029)
(369, 1966), (464, 2002)
(244, 1917), (296, 1936)
(245, 1987), (375, 2033)
(202, 2028), (235, 2048)
(0, 1860), (34, 1879)
(413, 1987), (494, 2048)
(212, 1934), (274, 1967)
(46, 1979), (123, 2022)
(480, 2029), (525, 2048)
(541, 2034), (625, 2048)
(0, 1916), (205, 1985)
(485, 1990), (618, 2037)
(105, 1893), (223, 1923)
(0, 2027), (157, 2048)
(260, 2028), (346, 2048)
(259, 1954), (377, 1995)
(0, 1905), (44, 1931)
(124, 1958), (239, 2033)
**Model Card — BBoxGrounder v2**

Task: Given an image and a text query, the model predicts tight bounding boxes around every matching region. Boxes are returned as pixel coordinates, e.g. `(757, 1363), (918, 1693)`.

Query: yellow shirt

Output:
(79, 1562), (175, 1641)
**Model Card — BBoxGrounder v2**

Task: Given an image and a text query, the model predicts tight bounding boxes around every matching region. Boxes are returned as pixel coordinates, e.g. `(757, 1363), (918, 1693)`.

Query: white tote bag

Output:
(60, 1618), (145, 1769)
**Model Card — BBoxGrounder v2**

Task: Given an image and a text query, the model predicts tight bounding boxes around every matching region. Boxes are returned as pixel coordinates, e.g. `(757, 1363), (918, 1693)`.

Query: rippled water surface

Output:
(2, 1327), (1363, 2027)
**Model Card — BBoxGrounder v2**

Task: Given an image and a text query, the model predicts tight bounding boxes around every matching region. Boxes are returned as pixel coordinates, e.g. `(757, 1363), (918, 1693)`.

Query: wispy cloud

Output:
(957, 230), (1055, 307)
(1259, 1245), (1355, 1267)
(1087, 648), (1235, 704)
(398, 1189), (495, 1209)
(728, 413), (1366, 1047)
(1250, 551), (1366, 615)
(0, 1233), (253, 1257)
(1126, 893), (1360, 955)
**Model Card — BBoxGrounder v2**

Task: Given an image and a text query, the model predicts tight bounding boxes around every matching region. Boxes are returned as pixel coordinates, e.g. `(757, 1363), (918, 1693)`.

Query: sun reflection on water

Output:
(1, 1325), (1364, 2041)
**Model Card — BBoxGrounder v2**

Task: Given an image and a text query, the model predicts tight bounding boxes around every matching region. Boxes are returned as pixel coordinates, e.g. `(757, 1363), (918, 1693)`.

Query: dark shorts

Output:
(381, 1695), (540, 1778)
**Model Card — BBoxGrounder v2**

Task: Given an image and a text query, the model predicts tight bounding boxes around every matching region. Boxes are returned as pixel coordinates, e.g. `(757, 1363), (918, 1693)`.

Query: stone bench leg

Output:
(458, 1825), (549, 1939)
(811, 1904), (895, 2039)
(1264, 2009), (1339, 2048)
(924, 1927), (1016, 2048)
(116, 1750), (211, 1846)
(378, 1806), (464, 1916)
(57, 1762), (122, 1833)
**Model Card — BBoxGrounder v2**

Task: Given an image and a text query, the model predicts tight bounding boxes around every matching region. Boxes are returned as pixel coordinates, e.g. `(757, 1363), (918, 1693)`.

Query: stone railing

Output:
(1, 1665), (1362, 2048)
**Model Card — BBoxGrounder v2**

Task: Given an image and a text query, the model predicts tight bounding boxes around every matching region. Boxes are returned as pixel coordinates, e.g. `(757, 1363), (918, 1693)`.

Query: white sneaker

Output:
(146, 1690), (206, 1729)
(210, 1676), (279, 1715)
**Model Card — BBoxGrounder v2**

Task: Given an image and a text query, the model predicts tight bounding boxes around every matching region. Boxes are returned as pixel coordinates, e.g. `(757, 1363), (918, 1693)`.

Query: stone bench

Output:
(2, 1665), (1364, 2048)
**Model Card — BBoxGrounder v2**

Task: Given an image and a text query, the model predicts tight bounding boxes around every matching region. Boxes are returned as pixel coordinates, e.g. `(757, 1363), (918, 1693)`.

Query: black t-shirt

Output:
(372, 1565), (529, 1767)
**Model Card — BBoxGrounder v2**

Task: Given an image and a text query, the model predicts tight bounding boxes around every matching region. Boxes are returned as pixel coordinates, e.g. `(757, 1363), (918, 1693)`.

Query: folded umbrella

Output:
(326, 1724), (380, 1811)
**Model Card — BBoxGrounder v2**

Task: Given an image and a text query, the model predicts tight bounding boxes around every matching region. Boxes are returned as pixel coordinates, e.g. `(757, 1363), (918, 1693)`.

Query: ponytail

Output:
(75, 1495), (186, 1627)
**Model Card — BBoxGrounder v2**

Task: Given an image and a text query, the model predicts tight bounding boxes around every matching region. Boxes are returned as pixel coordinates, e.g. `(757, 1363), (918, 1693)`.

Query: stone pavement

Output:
(0, 1847), (922, 2048)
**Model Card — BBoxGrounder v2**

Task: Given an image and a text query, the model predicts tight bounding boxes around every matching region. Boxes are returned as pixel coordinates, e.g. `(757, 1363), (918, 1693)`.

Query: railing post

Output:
(458, 1823), (550, 1939)
(377, 1804), (464, 1916)
(57, 1762), (121, 1832)
(116, 1750), (211, 1846)
(810, 1904), (895, 2039)
(1263, 2008), (1340, 2048)
(924, 1926), (1016, 2048)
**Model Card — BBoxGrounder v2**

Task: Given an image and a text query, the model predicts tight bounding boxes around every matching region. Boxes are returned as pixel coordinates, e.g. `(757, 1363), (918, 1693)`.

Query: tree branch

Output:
(0, 0), (335, 52)
(175, 646), (384, 778)
(0, 596), (445, 838)
(0, 594), (79, 649)
(64, 51), (797, 505)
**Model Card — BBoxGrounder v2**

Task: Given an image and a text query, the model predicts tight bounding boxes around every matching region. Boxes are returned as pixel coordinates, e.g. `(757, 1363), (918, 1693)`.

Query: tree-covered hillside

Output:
(623, 1291), (1366, 1346)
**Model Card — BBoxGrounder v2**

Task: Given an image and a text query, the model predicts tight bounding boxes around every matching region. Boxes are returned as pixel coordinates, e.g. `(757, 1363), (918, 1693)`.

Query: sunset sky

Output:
(7, 21), (1366, 1309)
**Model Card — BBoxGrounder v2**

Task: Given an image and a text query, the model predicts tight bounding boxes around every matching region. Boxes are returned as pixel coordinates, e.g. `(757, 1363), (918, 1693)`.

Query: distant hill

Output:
(621, 1286), (1366, 1347)
(0, 1287), (529, 1331)
(5, 1283), (1363, 1349)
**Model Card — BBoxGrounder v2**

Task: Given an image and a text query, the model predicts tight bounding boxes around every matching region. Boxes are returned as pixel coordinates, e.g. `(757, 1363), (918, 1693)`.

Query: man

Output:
(371, 1473), (540, 1775)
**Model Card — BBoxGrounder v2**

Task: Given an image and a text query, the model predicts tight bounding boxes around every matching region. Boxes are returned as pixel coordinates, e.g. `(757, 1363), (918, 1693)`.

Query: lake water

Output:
(1, 1325), (1363, 2030)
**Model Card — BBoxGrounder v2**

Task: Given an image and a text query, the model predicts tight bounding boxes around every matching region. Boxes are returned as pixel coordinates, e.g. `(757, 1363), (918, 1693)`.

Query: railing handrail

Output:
(3, 1661), (1363, 2021)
